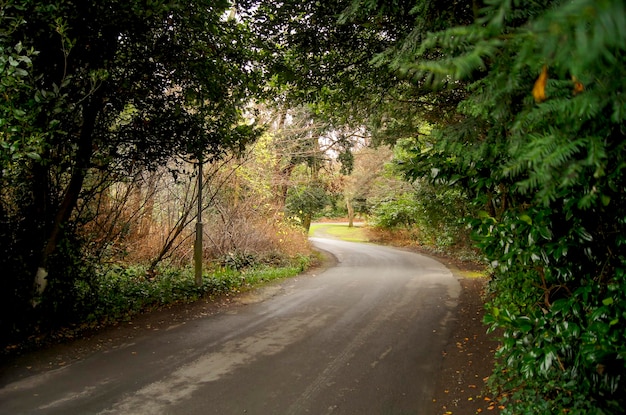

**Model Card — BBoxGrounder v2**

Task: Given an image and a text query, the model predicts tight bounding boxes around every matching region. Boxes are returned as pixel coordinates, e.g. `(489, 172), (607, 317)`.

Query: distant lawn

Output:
(309, 223), (369, 243)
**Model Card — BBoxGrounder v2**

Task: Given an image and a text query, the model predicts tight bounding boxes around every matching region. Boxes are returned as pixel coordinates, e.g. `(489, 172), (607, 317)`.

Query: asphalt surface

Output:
(0, 237), (461, 415)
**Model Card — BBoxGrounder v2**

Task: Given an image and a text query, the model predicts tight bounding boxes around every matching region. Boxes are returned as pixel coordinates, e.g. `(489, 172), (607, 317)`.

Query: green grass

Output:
(309, 223), (370, 242)
(78, 255), (311, 325)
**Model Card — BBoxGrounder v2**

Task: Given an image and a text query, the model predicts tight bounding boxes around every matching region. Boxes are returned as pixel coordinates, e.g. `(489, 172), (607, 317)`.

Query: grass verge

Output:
(88, 254), (311, 324)
(309, 223), (369, 242)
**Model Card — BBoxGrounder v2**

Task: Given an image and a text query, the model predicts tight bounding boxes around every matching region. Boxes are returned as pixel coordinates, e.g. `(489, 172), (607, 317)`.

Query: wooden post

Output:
(194, 158), (203, 286)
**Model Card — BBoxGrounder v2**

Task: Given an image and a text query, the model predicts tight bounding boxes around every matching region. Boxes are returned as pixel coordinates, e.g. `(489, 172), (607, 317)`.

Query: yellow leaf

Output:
(532, 65), (548, 103)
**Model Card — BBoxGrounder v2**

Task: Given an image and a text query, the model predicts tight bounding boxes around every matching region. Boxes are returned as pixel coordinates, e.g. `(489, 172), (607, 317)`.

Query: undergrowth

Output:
(3, 254), (311, 353)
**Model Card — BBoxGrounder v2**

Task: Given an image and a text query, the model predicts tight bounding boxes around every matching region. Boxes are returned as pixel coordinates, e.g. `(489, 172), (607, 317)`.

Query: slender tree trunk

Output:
(148, 175), (197, 273)
(32, 96), (102, 305)
(346, 198), (354, 228)
(148, 206), (192, 274)
(303, 214), (312, 234)
(139, 171), (159, 238)
(274, 162), (296, 206)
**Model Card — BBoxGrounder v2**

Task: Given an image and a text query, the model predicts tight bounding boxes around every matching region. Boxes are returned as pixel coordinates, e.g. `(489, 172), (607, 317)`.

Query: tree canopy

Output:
(239, 0), (474, 142)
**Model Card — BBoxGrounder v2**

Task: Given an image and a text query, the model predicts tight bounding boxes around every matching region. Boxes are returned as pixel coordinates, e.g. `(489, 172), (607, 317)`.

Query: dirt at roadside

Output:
(431, 276), (503, 415)
(404, 246), (502, 415)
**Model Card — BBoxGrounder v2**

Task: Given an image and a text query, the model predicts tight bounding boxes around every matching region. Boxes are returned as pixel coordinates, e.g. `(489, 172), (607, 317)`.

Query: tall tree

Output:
(0, 0), (259, 331)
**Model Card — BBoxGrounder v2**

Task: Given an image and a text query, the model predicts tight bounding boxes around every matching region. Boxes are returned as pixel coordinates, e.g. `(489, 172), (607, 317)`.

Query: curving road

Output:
(0, 237), (460, 415)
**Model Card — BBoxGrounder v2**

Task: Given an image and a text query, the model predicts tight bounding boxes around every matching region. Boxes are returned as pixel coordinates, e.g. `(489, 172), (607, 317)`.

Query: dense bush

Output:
(372, 194), (420, 229)
(476, 206), (625, 414)
(393, 1), (626, 412)
(371, 181), (472, 251)
(285, 183), (330, 231)
(90, 255), (309, 324)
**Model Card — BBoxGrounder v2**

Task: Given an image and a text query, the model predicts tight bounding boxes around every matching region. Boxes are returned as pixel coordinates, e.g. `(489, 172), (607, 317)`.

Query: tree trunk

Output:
(303, 214), (312, 234)
(346, 198), (354, 228)
(148, 209), (191, 274)
(32, 96), (102, 306)
(275, 162), (296, 206)
(139, 171), (159, 238)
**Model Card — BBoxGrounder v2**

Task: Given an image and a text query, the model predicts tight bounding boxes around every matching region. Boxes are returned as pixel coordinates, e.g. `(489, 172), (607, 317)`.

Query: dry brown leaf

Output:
(572, 75), (584, 95)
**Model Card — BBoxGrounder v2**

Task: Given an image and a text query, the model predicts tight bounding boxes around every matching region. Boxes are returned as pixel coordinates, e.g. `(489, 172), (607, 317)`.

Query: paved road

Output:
(0, 237), (460, 415)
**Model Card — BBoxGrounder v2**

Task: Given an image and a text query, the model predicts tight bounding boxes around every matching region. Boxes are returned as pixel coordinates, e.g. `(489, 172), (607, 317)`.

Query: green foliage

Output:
(475, 205), (626, 413)
(83, 254), (310, 325)
(3, 254), (311, 348)
(87, 265), (207, 323)
(217, 250), (304, 271)
(285, 183), (330, 231)
(386, 138), (474, 248)
(389, 0), (626, 412)
(240, 0), (470, 144)
(1, 0), (261, 333)
(371, 193), (420, 229)
(0, 38), (45, 164)
(371, 183), (471, 250)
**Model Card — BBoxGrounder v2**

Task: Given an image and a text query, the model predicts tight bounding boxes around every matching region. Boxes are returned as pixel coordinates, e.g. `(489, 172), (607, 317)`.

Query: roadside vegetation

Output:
(2, 1), (624, 413)
(5, 256), (310, 352)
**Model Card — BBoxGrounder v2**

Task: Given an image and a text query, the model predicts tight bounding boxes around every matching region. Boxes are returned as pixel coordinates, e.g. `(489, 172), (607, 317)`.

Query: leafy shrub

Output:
(371, 183), (472, 251)
(372, 194), (420, 229)
(218, 251), (259, 270)
(475, 207), (626, 414)
(80, 255), (311, 325)
(1, 254), (311, 351)
(285, 183), (330, 230)
(389, 0), (626, 412)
